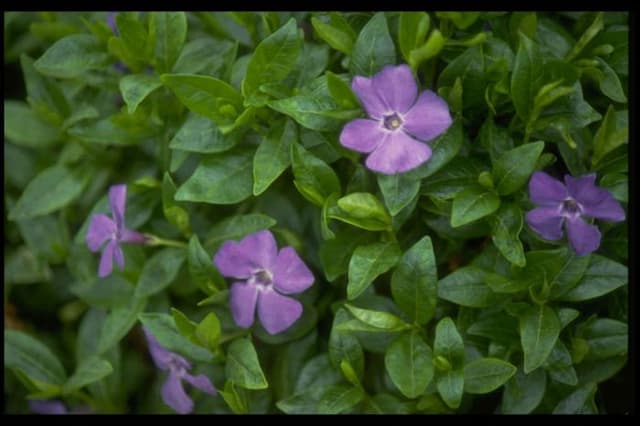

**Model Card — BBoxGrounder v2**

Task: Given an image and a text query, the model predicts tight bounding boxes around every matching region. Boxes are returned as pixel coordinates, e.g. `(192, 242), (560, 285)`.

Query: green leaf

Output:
(491, 203), (526, 267)
(552, 383), (597, 414)
(398, 12), (430, 65)
(336, 192), (390, 226)
(450, 184), (500, 227)
(519, 304), (561, 373)
(545, 340), (577, 386)
(152, 12), (187, 73)
(501, 367), (546, 414)
(438, 266), (504, 308)
(188, 234), (225, 296)
(350, 12), (396, 76)
(4, 101), (60, 148)
(242, 18), (301, 106)
(195, 312), (221, 351)
(492, 141), (544, 195)
(390, 236), (438, 325)
(134, 247), (186, 298)
(592, 105), (628, 167)
(344, 304), (410, 332)
(63, 356), (113, 394)
(162, 173), (190, 236)
(17, 214), (69, 264)
(463, 358), (516, 394)
(290, 142), (341, 207)
(219, 380), (249, 414)
(138, 312), (213, 362)
(364, 393), (412, 414)
(421, 157), (485, 199)
(329, 308), (364, 379)
(97, 297), (147, 354)
(276, 390), (320, 414)
(171, 307), (197, 338)
(378, 174), (421, 217)
(4, 329), (67, 388)
(319, 230), (373, 281)
(175, 148), (254, 205)
(268, 92), (360, 132)
(317, 384), (364, 414)
(326, 71), (359, 109)
(311, 14), (356, 55)
(594, 57), (626, 103)
(559, 255), (627, 302)
(162, 73), (243, 129)
(172, 37), (236, 76)
(347, 242), (401, 300)
(226, 338), (268, 390)
(205, 213), (277, 251)
(9, 163), (90, 221)
(385, 332), (434, 398)
(511, 32), (543, 122)
(69, 275), (134, 309)
(466, 313), (519, 344)
(119, 73), (163, 114)
(434, 317), (464, 408)
(580, 318), (627, 361)
(34, 34), (109, 78)
(253, 119), (296, 195)
(20, 54), (70, 121)
(169, 113), (237, 154)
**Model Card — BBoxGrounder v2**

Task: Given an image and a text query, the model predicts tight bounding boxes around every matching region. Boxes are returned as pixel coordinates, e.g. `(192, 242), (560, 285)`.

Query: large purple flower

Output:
(339, 64), (452, 175)
(213, 230), (314, 335)
(525, 172), (625, 256)
(143, 327), (216, 414)
(85, 184), (147, 277)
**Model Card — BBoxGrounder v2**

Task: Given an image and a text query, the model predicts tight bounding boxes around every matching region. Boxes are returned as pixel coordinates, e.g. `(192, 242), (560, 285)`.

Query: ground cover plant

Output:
(3, 11), (629, 414)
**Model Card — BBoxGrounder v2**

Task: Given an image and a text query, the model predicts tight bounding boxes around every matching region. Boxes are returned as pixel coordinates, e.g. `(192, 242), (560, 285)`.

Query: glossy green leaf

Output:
(139, 312), (213, 362)
(390, 236), (437, 325)
(347, 242), (401, 300)
(34, 34), (109, 78)
(349, 12), (396, 76)
(492, 141), (544, 195)
(226, 338), (268, 390)
(438, 266), (504, 308)
(291, 141), (341, 207)
(4, 330), (67, 388)
(519, 304), (561, 373)
(253, 119), (296, 195)
(491, 203), (526, 267)
(511, 32), (543, 121)
(501, 367), (546, 414)
(450, 184), (500, 228)
(559, 255), (627, 302)
(311, 14), (356, 55)
(134, 247), (186, 298)
(152, 12), (188, 73)
(119, 74), (162, 114)
(63, 356), (113, 394)
(463, 358), (516, 394)
(385, 332), (434, 398)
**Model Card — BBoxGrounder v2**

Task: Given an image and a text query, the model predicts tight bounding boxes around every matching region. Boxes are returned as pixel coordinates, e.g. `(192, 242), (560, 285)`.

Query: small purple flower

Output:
(85, 184), (147, 278)
(213, 230), (314, 335)
(30, 400), (67, 414)
(143, 327), (216, 414)
(339, 64), (453, 175)
(525, 172), (625, 256)
(106, 12), (119, 36)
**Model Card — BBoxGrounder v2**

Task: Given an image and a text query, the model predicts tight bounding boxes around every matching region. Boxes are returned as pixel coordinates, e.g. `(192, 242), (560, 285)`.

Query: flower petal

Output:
(229, 282), (259, 329)
(257, 289), (303, 335)
(214, 230), (278, 279)
(113, 243), (124, 271)
(402, 90), (452, 141)
(581, 194), (626, 222)
(563, 174), (606, 205)
(162, 373), (193, 414)
(183, 373), (217, 396)
(339, 119), (386, 153)
(120, 228), (148, 244)
(352, 75), (388, 119)
(143, 327), (173, 370)
(86, 214), (116, 252)
(98, 240), (117, 278)
(29, 400), (67, 414)
(372, 64), (417, 114)
(525, 207), (565, 241)
(109, 184), (127, 229)
(272, 247), (314, 294)
(365, 131), (432, 175)
(566, 216), (601, 256)
(528, 172), (568, 206)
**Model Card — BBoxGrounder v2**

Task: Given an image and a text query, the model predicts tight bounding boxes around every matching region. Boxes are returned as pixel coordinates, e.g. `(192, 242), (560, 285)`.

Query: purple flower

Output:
(213, 230), (314, 335)
(525, 172), (625, 256)
(85, 184), (147, 278)
(339, 64), (452, 175)
(30, 400), (67, 414)
(143, 327), (216, 414)
(106, 12), (118, 35)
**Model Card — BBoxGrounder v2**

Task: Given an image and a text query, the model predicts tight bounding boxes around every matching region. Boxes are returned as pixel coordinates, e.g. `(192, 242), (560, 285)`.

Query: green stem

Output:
(145, 234), (188, 248)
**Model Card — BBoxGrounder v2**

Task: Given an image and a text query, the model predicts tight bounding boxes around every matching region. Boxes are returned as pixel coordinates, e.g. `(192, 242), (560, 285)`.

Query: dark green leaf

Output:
(559, 255), (627, 302)
(34, 34), (109, 78)
(291, 141), (341, 207)
(438, 266), (505, 308)
(450, 184), (500, 228)
(552, 383), (597, 414)
(134, 247), (186, 298)
(311, 14), (356, 55)
(378, 174), (420, 217)
(317, 384), (364, 414)
(152, 12), (188, 73)
(347, 242), (401, 300)
(511, 32), (543, 121)
(519, 304), (561, 373)
(491, 203), (526, 267)
(253, 119), (296, 195)
(226, 338), (268, 390)
(119, 74), (162, 114)
(63, 356), (113, 394)
(501, 367), (546, 414)
(97, 297), (147, 354)
(492, 141), (544, 195)
(139, 312), (213, 362)
(169, 114), (237, 154)
(385, 332), (434, 398)
(463, 358), (516, 394)
(349, 12), (396, 76)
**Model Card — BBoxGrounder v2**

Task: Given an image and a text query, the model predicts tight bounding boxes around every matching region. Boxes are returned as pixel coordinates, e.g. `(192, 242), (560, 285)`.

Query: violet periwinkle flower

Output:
(339, 64), (453, 175)
(213, 230), (314, 335)
(143, 327), (216, 414)
(525, 172), (625, 256)
(106, 12), (118, 35)
(30, 400), (67, 414)
(85, 184), (147, 278)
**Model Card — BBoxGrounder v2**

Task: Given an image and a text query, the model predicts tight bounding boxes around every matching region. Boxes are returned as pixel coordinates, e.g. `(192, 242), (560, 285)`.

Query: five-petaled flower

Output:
(143, 327), (216, 414)
(339, 64), (452, 175)
(214, 230), (314, 335)
(85, 184), (147, 277)
(525, 172), (625, 256)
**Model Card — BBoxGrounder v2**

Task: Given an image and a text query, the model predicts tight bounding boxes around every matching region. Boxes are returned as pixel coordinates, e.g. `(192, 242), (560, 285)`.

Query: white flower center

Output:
(560, 197), (583, 218)
(249, 268), (274, 292)
(382, 113), (403, 131)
